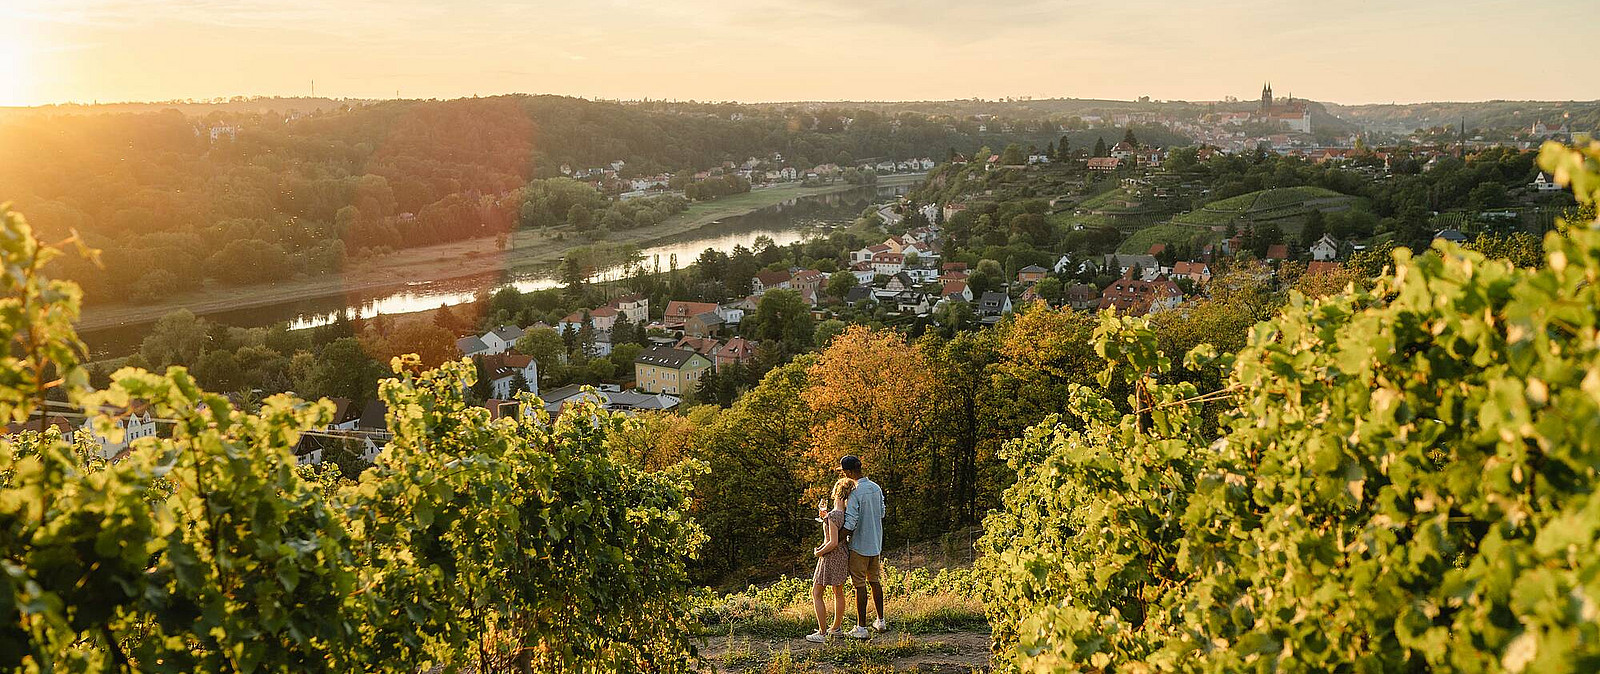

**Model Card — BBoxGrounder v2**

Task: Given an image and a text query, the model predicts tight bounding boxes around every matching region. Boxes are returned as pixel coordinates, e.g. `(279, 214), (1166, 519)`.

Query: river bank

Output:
(76, 175), (922, 334)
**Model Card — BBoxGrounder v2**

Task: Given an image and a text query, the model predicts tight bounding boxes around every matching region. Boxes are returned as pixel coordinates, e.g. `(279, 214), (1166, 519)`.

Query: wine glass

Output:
(814, 497), (828, 523)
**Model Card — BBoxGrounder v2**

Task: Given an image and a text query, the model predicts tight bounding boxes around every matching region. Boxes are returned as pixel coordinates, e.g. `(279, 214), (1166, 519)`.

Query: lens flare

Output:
(0, 28), (29, 106)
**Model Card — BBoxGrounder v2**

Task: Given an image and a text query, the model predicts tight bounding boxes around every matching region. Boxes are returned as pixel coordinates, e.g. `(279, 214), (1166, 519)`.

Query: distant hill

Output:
(1326, 100), (1600, 134)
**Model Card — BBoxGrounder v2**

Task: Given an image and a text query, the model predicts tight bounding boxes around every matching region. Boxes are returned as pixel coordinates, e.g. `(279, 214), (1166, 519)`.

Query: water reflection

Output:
(83, 184), (906, 358)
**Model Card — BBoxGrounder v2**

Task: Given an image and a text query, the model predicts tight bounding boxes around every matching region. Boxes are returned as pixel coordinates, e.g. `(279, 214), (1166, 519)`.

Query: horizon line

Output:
(5, 91), (1599, 111)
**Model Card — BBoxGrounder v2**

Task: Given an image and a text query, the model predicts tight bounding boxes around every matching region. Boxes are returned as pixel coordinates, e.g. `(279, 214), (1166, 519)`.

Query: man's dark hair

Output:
(840, 455), (862, 472)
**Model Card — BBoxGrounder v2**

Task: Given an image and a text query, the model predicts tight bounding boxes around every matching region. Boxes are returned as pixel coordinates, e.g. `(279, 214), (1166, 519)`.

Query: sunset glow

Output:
(7, 0), (1597, 106)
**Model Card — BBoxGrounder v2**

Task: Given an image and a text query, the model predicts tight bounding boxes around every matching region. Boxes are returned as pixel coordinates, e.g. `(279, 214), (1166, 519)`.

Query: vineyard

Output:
(978, 140), (1600, 671)
(0, 206), (704, 671)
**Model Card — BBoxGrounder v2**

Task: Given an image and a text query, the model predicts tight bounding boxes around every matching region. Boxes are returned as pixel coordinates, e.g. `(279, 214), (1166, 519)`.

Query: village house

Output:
(674, 336), (723, 361)
(1171, 261), (1212, 285)
(1306, 261), (1342, 276)
(1532, 172), (1564, 192)
(1110, 142), (1137, 161)
(1104, 254), (1163, 280)
(634, 347), (713, 395)
(558, 306), (619, 334)
(789, 269), (827, 295)
(752, 270), (792, 295)
(539, 385), (680, 416)
(1017, 265), (1048, 284)
(715, 336), (756, 369)
(1265, 244), (1290, 262)
(480, 354), (540, 400)
(480, 325), (525, 355)
(80, 403), (159, 460)
(884, 272), (917, 292)
(1087, 157), (1122, 172)
(455, 335), (490, 358)
(852, 243), (891, 265)
(977, 291), (1013, 317)
(871, 251), (906, 276)
(1066, 283), (1101, 311)
(1309, 235), (1342, 262)
(941, 280), (972, 302)
(684, 311), (724, 339)
(1099, 272), (1184, 315)
(851, 261), (878, 284)
(894, 291), (932, 315)
(608, 294), (649, 323)
(662, 301), (721, 330)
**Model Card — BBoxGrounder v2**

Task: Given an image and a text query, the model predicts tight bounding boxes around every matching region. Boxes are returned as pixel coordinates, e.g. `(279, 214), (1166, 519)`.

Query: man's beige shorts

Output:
(848, 551), (882, 588)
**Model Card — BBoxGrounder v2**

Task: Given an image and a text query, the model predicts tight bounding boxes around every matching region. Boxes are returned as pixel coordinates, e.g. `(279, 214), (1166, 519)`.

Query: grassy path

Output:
(76, 175), (921, 332)
(697, 630), (991, 673)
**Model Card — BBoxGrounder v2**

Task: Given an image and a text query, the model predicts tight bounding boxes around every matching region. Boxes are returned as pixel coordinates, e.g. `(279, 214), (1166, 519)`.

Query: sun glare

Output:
(0, 29), (31, 106)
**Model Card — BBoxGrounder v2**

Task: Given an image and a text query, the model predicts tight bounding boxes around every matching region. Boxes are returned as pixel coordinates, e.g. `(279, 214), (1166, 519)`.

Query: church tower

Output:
(1260, 82), (1273, 113)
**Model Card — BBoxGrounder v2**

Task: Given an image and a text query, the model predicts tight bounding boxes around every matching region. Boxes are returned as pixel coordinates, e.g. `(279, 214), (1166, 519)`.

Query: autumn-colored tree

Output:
(804, 326), (937, 537)
(987, 306), (1101, 440)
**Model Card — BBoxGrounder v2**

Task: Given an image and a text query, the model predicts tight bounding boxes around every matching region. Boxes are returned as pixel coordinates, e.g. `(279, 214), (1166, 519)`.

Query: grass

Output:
(694, 565), (987, 639)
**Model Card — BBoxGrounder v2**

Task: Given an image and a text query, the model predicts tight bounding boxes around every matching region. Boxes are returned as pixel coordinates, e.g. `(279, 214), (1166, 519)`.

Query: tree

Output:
(805, 326), (938, 539)
(1057, 136), (1071, 161)
(1000, 143), (1026, 167)
(813, 318), (847, 347)
(747, 288), (814, 355)
(1034, 277), (1064, 305)
(306, 337), (386, 400)
(515, 327), (566, 374)
(140, 309), (212, 368)
(1009, 213), (1052, 246)
(826, 269), (857, 301)
(560, 255), (586, 297)
(1093, 137), (1108, 157)
(567, 203), (593, 229)
(370, 319), (459, 368)
(1302, 208), (1327, 243)
(1122, 127), (1138, 147)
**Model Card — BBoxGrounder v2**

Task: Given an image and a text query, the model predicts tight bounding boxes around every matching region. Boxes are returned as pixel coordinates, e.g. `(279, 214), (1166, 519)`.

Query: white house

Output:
(1309, 235), (1341, 262)
(480, 325), (525, 355)
(609, 294), (649, 323)
(482, 354), (540, 400)
(456, 335), (491, 358)
(83, 404), (158, 460)
(871, 251), (905, 276)
(851, 262), (877, 284)
(977, 291), (1013, 317)
(1532, 173), (1563, 192)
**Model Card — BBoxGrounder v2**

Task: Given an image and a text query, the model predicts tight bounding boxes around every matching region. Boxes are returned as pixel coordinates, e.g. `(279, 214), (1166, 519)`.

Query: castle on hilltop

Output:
(1257, 82), (1312, 134)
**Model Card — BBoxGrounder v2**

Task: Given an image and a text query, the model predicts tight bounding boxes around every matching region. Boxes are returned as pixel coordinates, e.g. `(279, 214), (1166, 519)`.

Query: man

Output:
(839, 455), (886, 638)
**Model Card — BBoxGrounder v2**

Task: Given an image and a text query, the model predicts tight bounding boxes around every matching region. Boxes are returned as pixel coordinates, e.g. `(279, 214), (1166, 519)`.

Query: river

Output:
(81, 183), (910, 359)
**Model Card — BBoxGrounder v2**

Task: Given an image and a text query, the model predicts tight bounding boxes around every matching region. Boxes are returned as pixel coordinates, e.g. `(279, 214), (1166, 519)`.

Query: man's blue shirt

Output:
(843, 476), (885, 556)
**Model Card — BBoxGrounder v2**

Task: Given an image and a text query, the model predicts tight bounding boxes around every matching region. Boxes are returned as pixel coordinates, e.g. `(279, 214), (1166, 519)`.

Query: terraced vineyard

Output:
(1171, 186), (1361, 234)
(1116, 223), (1222, 254)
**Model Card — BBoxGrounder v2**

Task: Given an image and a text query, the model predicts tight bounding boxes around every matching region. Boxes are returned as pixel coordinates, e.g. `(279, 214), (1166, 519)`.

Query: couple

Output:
(807, 455), (887, 643)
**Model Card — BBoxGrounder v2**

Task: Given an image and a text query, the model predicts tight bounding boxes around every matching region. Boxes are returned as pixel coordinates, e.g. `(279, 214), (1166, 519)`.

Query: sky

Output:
(1, 0), (1594, 107)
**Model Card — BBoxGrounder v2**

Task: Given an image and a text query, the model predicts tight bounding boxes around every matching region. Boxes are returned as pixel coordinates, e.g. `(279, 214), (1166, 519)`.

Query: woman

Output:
(806, 477), (856, 643)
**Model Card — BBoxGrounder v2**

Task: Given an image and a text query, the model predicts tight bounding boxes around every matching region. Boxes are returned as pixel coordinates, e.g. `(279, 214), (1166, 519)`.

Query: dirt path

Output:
(696, 630), (991, 673)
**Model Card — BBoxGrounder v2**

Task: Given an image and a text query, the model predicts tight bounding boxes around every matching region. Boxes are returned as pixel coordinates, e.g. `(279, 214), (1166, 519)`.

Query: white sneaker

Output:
(873, 618), (888, 632)
(805, 631), (827, 643)
(846, 625), (870, 639)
